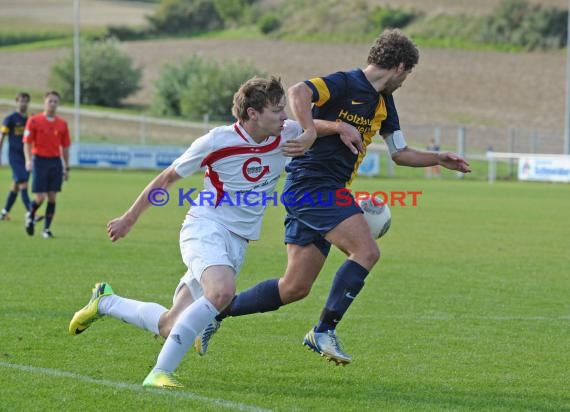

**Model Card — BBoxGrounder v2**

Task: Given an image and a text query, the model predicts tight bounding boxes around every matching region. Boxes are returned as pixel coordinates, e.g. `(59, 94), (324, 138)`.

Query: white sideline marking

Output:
(0, 362), (272, 412)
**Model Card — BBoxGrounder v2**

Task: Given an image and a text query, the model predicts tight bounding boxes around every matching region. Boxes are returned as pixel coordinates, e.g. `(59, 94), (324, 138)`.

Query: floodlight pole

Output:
(73, 0), (80, 143)
(564, 0), (570, 154)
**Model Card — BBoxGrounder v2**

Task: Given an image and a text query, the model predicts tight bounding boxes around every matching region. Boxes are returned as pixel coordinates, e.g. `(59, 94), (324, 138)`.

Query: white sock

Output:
(98, 295), (167, 335)
(154, 296), (218, 373)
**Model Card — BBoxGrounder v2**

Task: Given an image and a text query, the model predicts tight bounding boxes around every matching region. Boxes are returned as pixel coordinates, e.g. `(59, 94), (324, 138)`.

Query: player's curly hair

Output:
(367, 29), (419, 71)
(232, 76), (284, 122)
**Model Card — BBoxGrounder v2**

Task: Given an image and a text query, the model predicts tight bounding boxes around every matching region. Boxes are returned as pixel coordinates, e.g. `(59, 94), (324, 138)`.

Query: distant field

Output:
(0, 168), (568, 411)
(0, 0), (566, 149)
(0, 0), (156, 28)
(0, 37), (565, 135)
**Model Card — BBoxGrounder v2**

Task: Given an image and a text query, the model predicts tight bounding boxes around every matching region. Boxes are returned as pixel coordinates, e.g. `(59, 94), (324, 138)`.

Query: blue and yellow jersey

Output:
(1, 111), (28, 154)
(285, 69), (400, 186)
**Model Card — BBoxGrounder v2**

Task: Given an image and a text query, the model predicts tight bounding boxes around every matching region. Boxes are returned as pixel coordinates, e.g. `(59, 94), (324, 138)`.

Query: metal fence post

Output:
(139, 114), (147, 145)
(434, 126), (441, 147)
(457, 126), (466, 179)
(386, 151), (394, 177)
(487, 151), (496, 184)
(508, 127), (515, 178)
(531, 130), (538, 153)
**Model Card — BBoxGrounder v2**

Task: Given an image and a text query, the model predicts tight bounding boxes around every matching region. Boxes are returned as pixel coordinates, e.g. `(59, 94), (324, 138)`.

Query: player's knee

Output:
(205, 284), (236, 311)
(158, 311), (175, 338)
(279, 279), (312, 303)
(368, 245), (381, 265)
(355, 243), (380, 268)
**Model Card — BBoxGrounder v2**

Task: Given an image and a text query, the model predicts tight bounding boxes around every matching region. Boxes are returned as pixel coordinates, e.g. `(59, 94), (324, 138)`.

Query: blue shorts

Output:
(32, 156), (63, 193)
(282, 177), (362, 257)
(8, 151), (29, 183)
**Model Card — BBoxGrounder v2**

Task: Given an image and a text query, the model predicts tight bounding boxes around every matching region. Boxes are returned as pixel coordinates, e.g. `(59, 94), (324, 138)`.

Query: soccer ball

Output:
(356, 196), (391, 239)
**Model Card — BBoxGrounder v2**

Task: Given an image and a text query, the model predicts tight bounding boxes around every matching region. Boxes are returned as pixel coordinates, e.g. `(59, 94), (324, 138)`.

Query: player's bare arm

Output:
(283, 82), (317, 157)
(107, 166), (182, 242)
(282, 120), (362, 156)
(314, 120), (364, 155)
(62, 146), (70, 181)
(24, 141), (32, 171)
(284, 84), (364, 156)
(389, 145), (471, 173)
(282, 130), (317, 157)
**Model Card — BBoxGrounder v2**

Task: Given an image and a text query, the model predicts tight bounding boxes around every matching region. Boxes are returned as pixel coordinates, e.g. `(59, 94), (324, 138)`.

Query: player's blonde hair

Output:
(232, 76), (284, 122)
(367, 29), (419, 71)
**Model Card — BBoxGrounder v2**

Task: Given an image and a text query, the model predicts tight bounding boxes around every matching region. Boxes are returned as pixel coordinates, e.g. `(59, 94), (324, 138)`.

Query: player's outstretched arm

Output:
(390, 147), (471, 173)
(436, 152), (471, 173)
(107, 166), (182, 242)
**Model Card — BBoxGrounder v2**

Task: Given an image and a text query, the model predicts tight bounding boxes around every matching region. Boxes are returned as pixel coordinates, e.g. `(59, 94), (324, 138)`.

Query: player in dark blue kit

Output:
(0, 92), (32, 221)
(195, 30), (471, 364)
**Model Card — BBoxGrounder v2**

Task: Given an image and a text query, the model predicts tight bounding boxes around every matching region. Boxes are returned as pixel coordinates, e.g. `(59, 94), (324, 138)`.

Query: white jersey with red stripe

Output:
(172, 119), (303, 240)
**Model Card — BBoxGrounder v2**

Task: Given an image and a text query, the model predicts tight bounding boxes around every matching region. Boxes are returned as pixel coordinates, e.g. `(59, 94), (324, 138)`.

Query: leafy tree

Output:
(481, 0), (567, 49)
(213, 0), (257, 26)
(147, 0), (223, 34)
(152, 55), (265, 121)
(50, 39), (141, 107)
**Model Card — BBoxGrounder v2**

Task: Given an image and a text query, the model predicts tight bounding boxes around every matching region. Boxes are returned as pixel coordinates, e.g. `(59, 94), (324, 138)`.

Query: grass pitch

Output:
(0, 167), (568, 411)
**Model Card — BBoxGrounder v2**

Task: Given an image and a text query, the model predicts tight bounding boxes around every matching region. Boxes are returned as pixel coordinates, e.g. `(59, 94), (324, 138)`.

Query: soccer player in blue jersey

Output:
(0, 92), (32, 221)
(196, 30), (471, 365)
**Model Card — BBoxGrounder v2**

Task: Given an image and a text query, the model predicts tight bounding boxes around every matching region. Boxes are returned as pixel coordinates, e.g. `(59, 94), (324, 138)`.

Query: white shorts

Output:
(174, 215), (248, 302)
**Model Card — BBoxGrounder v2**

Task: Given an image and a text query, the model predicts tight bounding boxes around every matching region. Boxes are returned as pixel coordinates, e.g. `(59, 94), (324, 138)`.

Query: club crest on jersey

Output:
(242, 156), (270, 182)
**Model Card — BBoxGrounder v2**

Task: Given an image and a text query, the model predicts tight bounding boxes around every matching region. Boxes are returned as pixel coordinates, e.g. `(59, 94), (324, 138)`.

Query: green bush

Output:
(257, 13), (281, 34)
(367, 7), (419, 31)
(152, 55), (265, 121)
(481, 0), (568, 49)
(147, 0), (224, 34)
(213, 0), (257, 26)
(49, 39), (142, 107)
(104, 25), (151, 41)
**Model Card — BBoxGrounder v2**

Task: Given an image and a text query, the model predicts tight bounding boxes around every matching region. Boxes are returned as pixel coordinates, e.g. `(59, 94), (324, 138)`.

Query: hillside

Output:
(0, 38), (564, 133)
(323, 0), (567, 16)
(0, 0), (566, 153)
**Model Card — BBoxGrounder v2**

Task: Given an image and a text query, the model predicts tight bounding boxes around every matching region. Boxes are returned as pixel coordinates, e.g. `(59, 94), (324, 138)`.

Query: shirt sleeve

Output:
(304, 71), (348, 107)
(1, 114), (11, 134)
(379, 93), (401, 135)
(171, 132), (214, 178)
(280, 119), (303, 144)
(23, 116), (35, 143)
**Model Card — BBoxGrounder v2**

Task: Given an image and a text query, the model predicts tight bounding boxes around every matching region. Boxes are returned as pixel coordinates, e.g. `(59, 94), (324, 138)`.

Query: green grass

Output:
(0, 168), (568, 411)
(0, 18), (105, 51)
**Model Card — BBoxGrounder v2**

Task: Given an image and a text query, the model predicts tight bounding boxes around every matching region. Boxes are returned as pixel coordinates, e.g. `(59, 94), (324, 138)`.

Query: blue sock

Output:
(315, 260), (369, 333)
(20, 188), (30, 211)
(44, 202), (55, 230)
(216, 278), (282, 321)
(29, 200), (41, 219)
(4, 190), (17, 212)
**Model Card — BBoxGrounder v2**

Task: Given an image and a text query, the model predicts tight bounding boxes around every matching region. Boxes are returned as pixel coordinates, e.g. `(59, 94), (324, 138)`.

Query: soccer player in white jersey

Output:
(68, 77), (315, 388)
